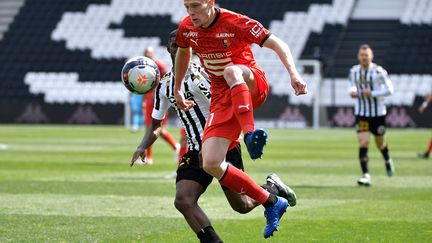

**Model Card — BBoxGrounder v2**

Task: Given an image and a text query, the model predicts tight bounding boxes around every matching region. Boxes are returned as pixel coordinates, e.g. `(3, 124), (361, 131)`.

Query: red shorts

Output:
(202, 66), (269, 149)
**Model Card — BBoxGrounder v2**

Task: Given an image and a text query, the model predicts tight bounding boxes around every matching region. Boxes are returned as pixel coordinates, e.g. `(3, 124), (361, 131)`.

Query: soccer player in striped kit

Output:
(131, 30), (296, 243)
(348, 44), (395, 186)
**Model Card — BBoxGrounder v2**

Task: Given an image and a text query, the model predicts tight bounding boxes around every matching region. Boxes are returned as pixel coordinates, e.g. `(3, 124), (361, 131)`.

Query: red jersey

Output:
(176, 8), (270, 114)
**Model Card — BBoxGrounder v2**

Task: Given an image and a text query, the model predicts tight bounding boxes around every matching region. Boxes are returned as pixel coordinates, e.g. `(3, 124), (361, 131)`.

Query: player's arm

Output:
(262, 34), (307, 96)
(130, 82), (170, 166)
(419, 91), (432, 113)
(130, 118), (163, 166)
(174, 47), (195, 110)
(369, 69), (394, 97)
(348, 70), (358, 98)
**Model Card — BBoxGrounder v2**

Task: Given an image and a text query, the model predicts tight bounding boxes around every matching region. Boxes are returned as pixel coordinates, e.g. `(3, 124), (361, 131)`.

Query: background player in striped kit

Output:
(417, 90), (432, 159)
(131, 29), (296, 243)
(348, 44), (395, 186)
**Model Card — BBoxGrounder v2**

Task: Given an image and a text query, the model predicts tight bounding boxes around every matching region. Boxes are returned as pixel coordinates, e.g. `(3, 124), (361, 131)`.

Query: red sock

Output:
(146, 145), (153, 159)
(428, 138), (432, 152)
(219, 165), (269, 204)
(161, 130), (177, 150)
(231, 83), (254, 134)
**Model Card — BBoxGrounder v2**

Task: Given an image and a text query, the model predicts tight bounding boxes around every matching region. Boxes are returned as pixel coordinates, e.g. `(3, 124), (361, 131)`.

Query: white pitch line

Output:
(0, 144), (8, 150)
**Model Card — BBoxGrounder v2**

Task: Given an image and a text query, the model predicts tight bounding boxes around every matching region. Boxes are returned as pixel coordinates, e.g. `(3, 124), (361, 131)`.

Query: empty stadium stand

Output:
(0, 0), (430, 126)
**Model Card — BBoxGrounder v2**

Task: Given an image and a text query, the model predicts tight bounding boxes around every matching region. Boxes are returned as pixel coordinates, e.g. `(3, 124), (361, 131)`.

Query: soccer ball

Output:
(121, 56), (160, 94)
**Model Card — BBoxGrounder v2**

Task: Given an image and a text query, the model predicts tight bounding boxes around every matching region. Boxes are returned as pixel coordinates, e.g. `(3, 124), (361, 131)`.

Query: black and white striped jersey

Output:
(152, 62), (211, 152)
(348, 63), (394, 117)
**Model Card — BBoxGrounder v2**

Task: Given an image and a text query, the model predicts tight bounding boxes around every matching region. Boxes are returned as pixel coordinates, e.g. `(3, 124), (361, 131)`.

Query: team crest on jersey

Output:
(222, 39), (230, 47)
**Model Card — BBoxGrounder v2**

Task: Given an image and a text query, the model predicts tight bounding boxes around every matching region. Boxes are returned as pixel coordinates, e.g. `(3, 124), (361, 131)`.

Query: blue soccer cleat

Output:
(264, 196), (289, 238)
(244, 128), (268, 160)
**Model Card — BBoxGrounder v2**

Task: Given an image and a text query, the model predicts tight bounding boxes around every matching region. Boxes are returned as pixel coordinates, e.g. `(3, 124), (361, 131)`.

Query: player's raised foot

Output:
(357, 175), (371, 186)
(244, 128), (268, 160)
(385, 159), (395, 177)
(264, 196), (288, 238)
(417, 152), (429, 159)
(266, 173), (297, 207)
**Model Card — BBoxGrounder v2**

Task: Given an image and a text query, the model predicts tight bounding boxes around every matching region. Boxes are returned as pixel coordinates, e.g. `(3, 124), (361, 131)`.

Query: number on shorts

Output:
(358, 120), (369, 132)
(207, 112), (215, 127)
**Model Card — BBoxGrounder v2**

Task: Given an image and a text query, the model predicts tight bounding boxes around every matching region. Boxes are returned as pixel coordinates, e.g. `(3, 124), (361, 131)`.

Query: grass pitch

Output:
(0, 125), (431, 242)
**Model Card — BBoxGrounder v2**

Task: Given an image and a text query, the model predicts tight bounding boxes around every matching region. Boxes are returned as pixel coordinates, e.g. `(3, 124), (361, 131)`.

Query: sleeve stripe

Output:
(259, 33), (271, 47)
(154, 83), (162, 110)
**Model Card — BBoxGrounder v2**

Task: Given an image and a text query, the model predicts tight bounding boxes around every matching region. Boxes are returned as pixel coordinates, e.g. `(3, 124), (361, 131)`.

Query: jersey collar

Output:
(202, 7), (220, 29)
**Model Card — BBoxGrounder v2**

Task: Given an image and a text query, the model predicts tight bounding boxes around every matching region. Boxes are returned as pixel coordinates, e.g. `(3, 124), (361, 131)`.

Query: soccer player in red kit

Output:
(142, 47), (186, 164)
(174, 0), (307, 238)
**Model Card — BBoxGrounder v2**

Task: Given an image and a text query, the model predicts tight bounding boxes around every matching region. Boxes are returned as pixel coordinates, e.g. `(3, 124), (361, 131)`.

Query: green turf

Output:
(0, 125), (431, 242)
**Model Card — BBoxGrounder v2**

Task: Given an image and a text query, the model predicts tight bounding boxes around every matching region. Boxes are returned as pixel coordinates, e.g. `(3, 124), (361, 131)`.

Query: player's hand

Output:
(350, 92), (358, 98)
(291, 75), (308, 96)
(130, 147), (145, 167)
(419, 105), (426, 113)
(362, 88), (372, 97)
(174, 91), (195, 110)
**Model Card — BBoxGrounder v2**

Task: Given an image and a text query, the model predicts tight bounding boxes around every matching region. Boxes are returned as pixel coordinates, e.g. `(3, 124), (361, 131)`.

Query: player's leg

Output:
(175, 180), (221, 243)
(223, 179), (297, 214)
(418, 137), (431, 159)
(175, 152), (222, 243)
(223, 65), (268, 160)
(202, 137), (289, 238)
(374, 135), (394, 177)
(372, 116), (394, 177)
(357, 131), (371, 186)
(221, 145), (297, 213)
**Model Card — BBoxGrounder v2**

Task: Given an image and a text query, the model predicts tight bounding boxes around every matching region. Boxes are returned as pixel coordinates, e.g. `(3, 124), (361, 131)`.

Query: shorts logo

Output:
(238, 104), (250, 110)
(376, 125), (386, 135)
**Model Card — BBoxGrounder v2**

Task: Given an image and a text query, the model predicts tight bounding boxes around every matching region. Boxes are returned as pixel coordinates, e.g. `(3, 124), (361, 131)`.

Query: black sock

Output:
(359, 147), (369, 174)
(261, 183), (278, 195)
(381, 146), (390, 161)
(263, 193), (278, 208)
(197, 226), (223, 243)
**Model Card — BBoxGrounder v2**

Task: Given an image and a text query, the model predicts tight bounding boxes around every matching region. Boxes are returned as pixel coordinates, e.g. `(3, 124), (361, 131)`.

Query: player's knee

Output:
(223, 66), (243, 86)
(174, 195), (195, 213)
(359, 140), (369, 147)
(202, 162), (219, 176)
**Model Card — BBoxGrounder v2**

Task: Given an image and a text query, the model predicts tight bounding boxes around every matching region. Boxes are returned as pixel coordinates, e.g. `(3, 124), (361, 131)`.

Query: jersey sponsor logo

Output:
(183, 31), (198, 38)
(190, 39), (199, 46)
(198, 51), (233, 59)
(216, 33), (235, 38)
(196, 82), (211, 98)
(250, 22), (265, 38)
